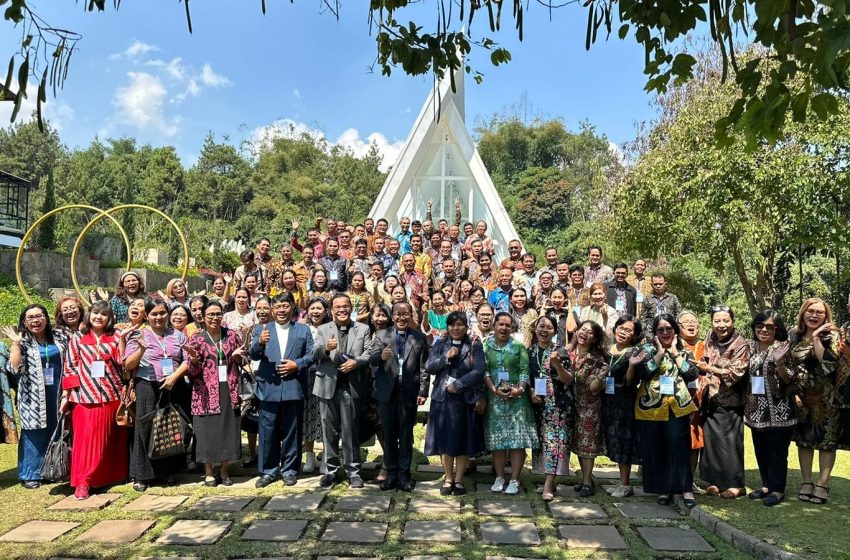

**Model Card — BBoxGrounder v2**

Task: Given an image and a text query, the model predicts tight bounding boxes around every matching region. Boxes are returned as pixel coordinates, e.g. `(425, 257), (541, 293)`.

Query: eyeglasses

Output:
(755, 324), (776, 332)
(656, 327), (675, 334)
(205, 313), (223, 318)
(25, 315), (46, 322)
(393, 312), (411, 318)
(711, 305), (731, 313)
(804, 309), (826, 316)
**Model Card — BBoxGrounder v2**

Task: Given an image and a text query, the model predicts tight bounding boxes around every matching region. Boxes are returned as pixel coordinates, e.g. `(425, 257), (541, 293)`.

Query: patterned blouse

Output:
(62, 331), (124, 404)
(124, 328), (188, 382)
(483, 337), (530, 387)
(186, 327), (243, 416)
(635, 344), (698, 421)
(744, 340), (797, 429)
(8, 330), (69, 430)
(702, 330), (750, 408)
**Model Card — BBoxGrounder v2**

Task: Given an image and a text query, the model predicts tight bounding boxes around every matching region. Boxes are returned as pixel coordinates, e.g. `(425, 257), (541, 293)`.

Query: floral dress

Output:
(483, 338), (539, 451)
(791, 329), (842, 450)
(530, 344), (573, 475)
(570, 349), (608, 458)
(603, 346), (642, 465)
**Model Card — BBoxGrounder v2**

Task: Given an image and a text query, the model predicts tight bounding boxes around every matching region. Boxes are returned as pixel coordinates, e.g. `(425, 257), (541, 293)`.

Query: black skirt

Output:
(193, 382), (242, 464)
(700, 405), (745, 489)
(424, 392), (482, 458)
(130, 378), (187, 481)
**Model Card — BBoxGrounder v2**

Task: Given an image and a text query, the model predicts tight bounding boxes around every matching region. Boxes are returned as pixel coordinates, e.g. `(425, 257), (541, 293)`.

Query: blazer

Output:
(369, 327), (429, 405)
(425, 337), (486, 404)
(606, 280), (638, 316)
(312, 320), (373, 400)
(249, 321), (314, 402)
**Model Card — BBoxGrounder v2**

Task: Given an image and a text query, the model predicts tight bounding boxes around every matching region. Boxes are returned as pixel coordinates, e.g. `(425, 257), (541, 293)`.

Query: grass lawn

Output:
(695, 428), (850, 560)
(0, 422), (758, 560)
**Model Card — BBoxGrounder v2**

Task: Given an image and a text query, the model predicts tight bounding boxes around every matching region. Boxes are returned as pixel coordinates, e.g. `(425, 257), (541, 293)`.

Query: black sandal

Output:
(452, 482), (466, 496)
(810, 485), (829, 505)
(440, 482), (454, 496)
(798, 482), (814, 502)
(657, 495), (672, 506)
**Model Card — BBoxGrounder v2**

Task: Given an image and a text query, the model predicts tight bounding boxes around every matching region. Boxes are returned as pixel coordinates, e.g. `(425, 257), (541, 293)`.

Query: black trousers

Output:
(638, 412), (693, 495)
(258, 399), (304, 479)
(751, 426), (793, 493)
(377, 391), (417, 482)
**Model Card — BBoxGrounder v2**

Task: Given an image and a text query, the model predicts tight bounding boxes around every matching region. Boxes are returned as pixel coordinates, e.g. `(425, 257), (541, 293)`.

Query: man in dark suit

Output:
(606, 262), (638, 317)
(313, 294), (373, 488)
(249, 292), (314, 488)
(369, 301), (429, 491)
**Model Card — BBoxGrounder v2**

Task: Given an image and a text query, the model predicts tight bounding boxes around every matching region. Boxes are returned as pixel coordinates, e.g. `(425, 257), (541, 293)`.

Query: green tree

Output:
(35, 170), (55, 249)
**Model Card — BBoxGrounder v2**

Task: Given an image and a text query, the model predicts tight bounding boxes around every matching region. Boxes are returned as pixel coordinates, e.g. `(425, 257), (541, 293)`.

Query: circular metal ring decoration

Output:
(70, 204), (189, 305)
(16, 204), (132, 305)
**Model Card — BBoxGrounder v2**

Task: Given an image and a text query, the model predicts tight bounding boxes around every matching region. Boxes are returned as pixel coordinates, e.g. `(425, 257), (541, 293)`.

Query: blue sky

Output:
(0, 2), (656, 167)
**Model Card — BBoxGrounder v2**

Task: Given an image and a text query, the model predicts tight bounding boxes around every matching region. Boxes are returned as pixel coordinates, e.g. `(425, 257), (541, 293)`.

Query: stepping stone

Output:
(241, 520), (308, 542)
(602, 485), (657, 497)
(614, 502), (681, 520)
(321, 521), (388, 543)
(637, 527), (714, 552)
(548, 502), (608, 519)
(125, 494), (189, 512)
(48, 493), (121, 510)
(235, 558), (293, 560)
(192, 495), (253, 512)
(293, 475), (328, 490)
(478, 501), (534, 517)
(335, 495), (391, 513)
(140, 557), (202, 560)
(486, 557), (547, 560)
(0, 521), (81, 542)
(537, 483), (581, 498)
(477, 484), (525, 495)
(156, 519), (232, 545)
(408, 499), (461, 514)
(412, 479), (445, 495)
(406, 557), (453, 560)
(403, 521), (462, 542)
(230, 476), (261, 488)
(416, 463), (446, 473)
(264, 493), (325, 511)
(317, 557), (379, 560)
(480, 522), (541, 545)
(75, 520), (156, 544)
(559, 525), (627, 549)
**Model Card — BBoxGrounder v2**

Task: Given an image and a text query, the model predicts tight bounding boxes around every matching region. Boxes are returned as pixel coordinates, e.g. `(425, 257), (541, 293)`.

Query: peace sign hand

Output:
(183, 344), (201, 364)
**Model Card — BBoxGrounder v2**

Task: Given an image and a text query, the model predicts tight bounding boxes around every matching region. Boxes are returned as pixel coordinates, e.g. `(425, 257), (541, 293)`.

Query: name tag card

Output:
(497, 369), (510, 384)
(636, 292), (644, 303)
(43, 367), (54, 386)
(572, 305), (581, 316)
(751, 376), (766, 395)
(660, 376), (675, 395)
(615, 300), (626, 312)
(329, 270), (339, 281)
(161, 358), (175, 377)
(687, 380), (698, 389)
(218, 364), (228, 382)
(90, 360), (106, 379)
(534, 377), (547, 395)
(605, 376), (616, 395)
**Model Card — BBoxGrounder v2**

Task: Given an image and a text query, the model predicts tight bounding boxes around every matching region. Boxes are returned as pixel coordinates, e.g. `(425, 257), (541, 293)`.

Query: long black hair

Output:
(18, 304), (55, 344)
(652, 313), (685, 351)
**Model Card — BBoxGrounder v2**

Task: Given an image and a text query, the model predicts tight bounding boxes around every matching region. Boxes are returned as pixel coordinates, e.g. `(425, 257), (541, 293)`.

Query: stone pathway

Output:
(0, 458), (742, 559)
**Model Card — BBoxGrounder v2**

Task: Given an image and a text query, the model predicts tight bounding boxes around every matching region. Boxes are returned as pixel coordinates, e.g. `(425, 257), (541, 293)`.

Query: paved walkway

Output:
(0, 457), (751, 560)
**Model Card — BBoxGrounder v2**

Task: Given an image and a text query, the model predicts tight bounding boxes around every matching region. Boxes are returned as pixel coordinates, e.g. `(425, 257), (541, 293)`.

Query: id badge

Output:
(534, 377), (547, 395)
(90, 360), (106, 379)
(329, 270), (339, 281)
(687, 380), (699, 389)
(405, 285), (412, 298)
(497, 369), (510, 383)
(160, 358), (174, 377)
(446, 376), (457, 388)
(250, 360), (260, 372)
(615, 300), (625, 312)
(218, 364), (228, 382)
(751, 376), (766, 395)
(43, 367), (54, 386)
(660, 376), (675, 395)
(572, 305), (581, 316)
(605, 376), (616, 395)
(636, 292), (644, 303)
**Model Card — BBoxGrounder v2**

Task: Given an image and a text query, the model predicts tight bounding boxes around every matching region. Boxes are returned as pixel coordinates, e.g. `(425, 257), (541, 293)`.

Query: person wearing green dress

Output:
(483, 312), (539, 495)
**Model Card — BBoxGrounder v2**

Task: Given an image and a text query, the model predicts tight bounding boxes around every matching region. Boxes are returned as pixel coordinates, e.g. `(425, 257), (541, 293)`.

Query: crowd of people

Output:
(0, 208), (848, 509)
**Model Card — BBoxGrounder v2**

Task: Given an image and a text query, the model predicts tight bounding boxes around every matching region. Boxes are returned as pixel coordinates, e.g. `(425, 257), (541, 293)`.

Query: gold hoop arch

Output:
(70, 204), (189, 305)
(16, 205), (132, 305)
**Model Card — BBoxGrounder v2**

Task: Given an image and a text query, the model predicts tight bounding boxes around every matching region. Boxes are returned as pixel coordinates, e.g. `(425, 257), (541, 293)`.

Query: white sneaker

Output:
(605, 484), (620, 495)
(490, 476), (505, 493)
(302, 452), (317, 473)
(504, 479), (520, 495)
(611, 484), (634, 498)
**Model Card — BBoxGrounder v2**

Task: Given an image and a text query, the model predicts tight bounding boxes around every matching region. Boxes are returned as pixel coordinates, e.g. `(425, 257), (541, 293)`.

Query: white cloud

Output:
(248, 118), (404, 172)
(199, 63), (231, 87)
(0, 81), (75, 131)
(113, 72), (180, 136)
(292, 88), (301, 100)
(146, 57), (185, 80)
(608, 141), (627, 165)
(110, 40), (158, 61)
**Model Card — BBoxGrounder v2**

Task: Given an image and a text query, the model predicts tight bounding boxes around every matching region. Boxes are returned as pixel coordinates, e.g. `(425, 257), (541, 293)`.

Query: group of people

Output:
(1, 208), (848, 509)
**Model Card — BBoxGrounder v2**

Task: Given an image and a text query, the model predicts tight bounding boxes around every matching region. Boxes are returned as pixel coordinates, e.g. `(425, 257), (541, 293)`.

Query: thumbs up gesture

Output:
(326, 334), (338, 352)
(259, 324), (270, 345)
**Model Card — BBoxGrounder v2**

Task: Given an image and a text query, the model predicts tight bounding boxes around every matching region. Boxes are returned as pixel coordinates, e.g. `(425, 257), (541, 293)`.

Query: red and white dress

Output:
(62, 331), (129, 489)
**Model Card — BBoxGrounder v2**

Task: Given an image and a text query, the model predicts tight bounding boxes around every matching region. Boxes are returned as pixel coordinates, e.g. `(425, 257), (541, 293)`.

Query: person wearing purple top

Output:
(124, 299), (190, 492)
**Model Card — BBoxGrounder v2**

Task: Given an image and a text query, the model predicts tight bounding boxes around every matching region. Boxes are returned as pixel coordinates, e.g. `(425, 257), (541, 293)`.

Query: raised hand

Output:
(812, 322), (833, 338)
(426, 199), (433, 209)
(381, 346), (393, 361)
(1, 326), (21, 344)
(97, 287), (109, 301)
(772, 344), (789, 364)
(326, 334), (338, 352)
(629, 350), (648, 366)
(183, 344), (201, 364)
(223, 273), (233, 284)
(259, 324), (270, 345)
(446, 346), (460, 360)
(292, 218), (301, 231)
(116, 324), (141, 341)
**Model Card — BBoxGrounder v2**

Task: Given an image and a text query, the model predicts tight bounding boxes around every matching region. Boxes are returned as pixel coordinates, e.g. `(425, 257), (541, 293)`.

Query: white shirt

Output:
(274, 321), (291, 360)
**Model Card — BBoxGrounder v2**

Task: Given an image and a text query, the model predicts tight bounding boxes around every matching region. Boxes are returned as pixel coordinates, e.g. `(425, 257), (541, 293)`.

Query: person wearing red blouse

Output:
(61, 301), (130, 500)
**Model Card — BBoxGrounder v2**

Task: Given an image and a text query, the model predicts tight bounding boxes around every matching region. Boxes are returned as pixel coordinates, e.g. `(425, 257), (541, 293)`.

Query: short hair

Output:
(476, 302), (495, 314)
(189, 294), (209, 309)
(240, 249), (254, 261)
(545, 246), (558, 253)
(392, 301), (413, 315)
(411, 220), (421, 227)
(354, 238), (367, 246)
(271, 292), (296, 307)
(750, 309), (788, 341)
(202, 299), (224, 316)
(613, 313), (643, 342)
(54, 296), (84, 330)
(376, 218), (389, 226)
(710, 305), (734, 321)
(410, 233), (422, 242)
(331, 293), (352, 308)
(613, 262), (628, 271)
(18, 304), (56, 343)
(522, 253), (536, 262)
(145, 298), (169, 315)
(446, 310), (469, 327)
(587, 245), (602, 255)
(257, 237), (271, 245)
(569, 264), (584, 274)
(651, 272), (667, 280)
(463, 222), (473, 228)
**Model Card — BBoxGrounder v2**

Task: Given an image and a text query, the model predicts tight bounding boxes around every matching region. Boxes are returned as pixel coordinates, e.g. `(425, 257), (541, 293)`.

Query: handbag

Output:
(116, 383), (136, 427)
(142, 392), (191, 460)
(40, 413), (71, 482)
